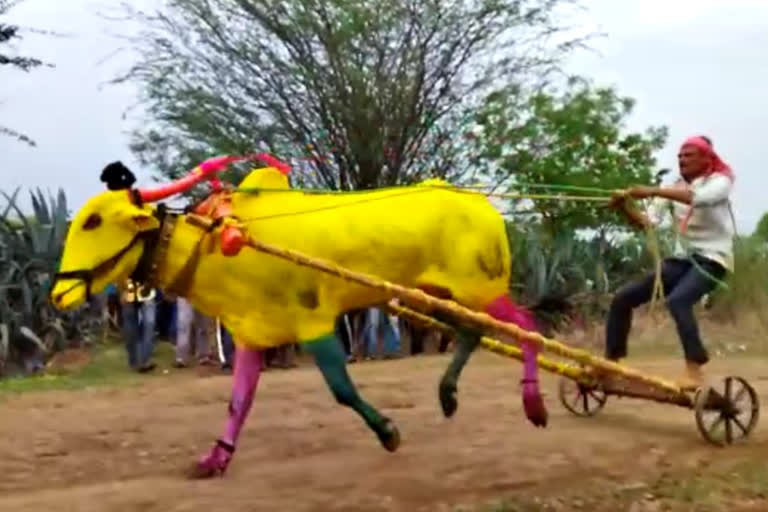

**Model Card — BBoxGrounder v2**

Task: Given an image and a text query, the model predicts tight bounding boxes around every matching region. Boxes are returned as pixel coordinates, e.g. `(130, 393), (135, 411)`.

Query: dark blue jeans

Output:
(364, 307), (400, 357)
(605, 255), (726, 365)
(121, 301), (156, 369)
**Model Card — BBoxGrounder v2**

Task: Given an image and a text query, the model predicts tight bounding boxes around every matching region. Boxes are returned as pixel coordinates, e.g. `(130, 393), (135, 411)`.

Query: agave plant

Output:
(506, 223), (597, 329)
(0, 187), (102, 376)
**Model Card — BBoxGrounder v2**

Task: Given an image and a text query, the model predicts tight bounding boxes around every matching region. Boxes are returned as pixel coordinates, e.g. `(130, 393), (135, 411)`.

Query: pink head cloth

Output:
(680, 136), (734, 182)
(678, 136), (734, 233)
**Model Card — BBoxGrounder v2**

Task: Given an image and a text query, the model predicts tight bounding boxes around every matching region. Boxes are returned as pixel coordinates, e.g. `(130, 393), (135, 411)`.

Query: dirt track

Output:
(1, 352), (768, 512)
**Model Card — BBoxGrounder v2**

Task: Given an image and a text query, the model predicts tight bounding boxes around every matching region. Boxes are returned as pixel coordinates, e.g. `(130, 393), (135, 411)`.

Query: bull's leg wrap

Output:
(437, 320), (481, 418)
(485, 295), (548, 428)
(304, 334), (401, 452)
(191, 346), (263, 478)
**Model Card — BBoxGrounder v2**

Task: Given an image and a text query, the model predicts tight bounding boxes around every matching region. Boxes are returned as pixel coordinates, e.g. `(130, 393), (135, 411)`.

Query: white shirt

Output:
(647, 174), (735, 271)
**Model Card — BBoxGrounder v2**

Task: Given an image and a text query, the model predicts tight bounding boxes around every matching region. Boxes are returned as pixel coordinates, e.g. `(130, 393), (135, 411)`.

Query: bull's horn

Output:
(136, 153), (291, 203)
(255, 153), (291, 175)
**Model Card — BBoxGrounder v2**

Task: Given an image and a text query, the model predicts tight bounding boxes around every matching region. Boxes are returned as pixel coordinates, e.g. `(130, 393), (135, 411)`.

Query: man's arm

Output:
(628, 175), (731, 206)
(652, 187), (692, 204)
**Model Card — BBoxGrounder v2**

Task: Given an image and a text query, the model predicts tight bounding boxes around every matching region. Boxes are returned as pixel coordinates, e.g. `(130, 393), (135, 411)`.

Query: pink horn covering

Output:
(136, 153), (291, 203)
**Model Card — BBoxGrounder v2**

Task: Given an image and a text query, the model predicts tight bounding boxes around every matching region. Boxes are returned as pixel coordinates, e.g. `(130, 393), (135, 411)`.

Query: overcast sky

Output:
(2, 0), (766, 231)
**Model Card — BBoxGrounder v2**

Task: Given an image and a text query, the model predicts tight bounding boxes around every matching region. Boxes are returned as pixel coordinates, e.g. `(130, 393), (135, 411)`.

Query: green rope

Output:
(234, 181), (615, 197)
(227, 178), (733, 290)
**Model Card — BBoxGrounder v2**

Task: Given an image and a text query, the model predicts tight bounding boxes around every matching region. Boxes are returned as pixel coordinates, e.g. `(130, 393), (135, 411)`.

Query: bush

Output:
(0, 188), (104, 376)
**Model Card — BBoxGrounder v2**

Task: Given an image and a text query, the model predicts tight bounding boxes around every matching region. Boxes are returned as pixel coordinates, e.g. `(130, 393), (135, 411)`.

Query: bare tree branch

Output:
(109, 0), (592, 191)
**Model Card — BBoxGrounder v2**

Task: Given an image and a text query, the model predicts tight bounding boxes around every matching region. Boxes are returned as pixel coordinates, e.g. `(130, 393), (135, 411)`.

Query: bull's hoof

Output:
(188, 460), (223, 479)
(439, 379), (458, 418)
(522, 381), (548, 428)
(377, 418), (401, 452)
(187, 439), (234, 479)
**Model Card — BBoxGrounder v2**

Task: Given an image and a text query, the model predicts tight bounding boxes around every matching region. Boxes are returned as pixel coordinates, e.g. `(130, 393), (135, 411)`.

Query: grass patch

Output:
(0, 341), (178, 395)
(472, 453), (768, 512)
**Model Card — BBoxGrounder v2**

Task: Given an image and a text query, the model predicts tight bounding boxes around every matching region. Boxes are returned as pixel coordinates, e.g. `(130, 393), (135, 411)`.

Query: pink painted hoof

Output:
(522, 380), (548, 428)
(188, 440), (234, 479)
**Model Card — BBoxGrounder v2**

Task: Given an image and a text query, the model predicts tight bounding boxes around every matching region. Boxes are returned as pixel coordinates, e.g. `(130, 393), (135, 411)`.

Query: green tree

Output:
(471, 76), (668, 233)
(1, 0), (52, 147)
(754, 212), (768, 242)
(114, 0), (591, 191)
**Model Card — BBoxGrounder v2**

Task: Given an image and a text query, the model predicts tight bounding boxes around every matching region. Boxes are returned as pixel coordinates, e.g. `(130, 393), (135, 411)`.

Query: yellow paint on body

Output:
(52, 167), (511, 349)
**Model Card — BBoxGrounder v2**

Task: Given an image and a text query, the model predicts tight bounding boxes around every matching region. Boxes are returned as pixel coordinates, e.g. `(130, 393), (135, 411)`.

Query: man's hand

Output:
(608, 191), (650, 230)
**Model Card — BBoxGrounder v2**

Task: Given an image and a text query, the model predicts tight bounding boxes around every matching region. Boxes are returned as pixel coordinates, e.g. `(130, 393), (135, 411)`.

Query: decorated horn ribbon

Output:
(135, 152), (291, 203)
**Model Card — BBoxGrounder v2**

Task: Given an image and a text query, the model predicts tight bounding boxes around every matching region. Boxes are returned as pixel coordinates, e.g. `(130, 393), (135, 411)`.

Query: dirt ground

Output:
(2, 351), (768, 512)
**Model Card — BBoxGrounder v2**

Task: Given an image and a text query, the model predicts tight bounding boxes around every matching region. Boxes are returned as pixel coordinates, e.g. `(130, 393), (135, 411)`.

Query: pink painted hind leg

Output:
(485, 295), (548, 428)
(190, 346), (263, 478)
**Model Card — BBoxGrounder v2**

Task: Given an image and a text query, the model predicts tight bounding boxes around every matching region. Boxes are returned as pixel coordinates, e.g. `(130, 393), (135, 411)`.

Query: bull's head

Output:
(50, 153), (290, 311)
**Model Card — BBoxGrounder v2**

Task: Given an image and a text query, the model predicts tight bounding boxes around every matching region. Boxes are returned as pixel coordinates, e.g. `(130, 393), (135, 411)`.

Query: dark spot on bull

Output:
(457, 213), (473, 228)
(262, 285), (286, 304)
(476, 241), (504, 279)
(298, 288), (319, 309)
(476, 254), (492, 278)
(82, 213), (102, 231)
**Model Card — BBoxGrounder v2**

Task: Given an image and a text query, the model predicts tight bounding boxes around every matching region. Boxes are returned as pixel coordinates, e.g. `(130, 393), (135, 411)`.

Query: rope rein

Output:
(205, 177), (735, 298)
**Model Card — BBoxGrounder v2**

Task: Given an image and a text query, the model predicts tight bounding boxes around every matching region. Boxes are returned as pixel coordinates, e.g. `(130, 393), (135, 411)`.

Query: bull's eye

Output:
(82, 213), (102, 230)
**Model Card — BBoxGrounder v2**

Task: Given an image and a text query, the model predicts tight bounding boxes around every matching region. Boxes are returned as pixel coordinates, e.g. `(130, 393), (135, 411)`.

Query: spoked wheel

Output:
(694, 376), (760, 446)
(558, 376), (608, 417)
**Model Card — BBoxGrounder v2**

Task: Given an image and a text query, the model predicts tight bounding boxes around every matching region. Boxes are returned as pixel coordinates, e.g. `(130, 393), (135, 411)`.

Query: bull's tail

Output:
(527, 295), (577, 337)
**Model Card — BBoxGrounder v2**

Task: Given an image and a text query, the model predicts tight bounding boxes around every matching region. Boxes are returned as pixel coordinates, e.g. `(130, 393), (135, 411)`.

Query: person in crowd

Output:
(174, 297), (216, 367)
(363, 306), (401, 360)
(119, 278), (157, 372)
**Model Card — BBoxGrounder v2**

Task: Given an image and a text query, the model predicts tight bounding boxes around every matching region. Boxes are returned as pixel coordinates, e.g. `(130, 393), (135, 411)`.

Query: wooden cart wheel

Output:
(559, 376), (607, 417)
(694, 376), (760, 446)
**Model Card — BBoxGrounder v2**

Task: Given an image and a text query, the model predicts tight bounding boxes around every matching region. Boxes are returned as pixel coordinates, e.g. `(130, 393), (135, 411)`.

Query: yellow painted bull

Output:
(50, 154), (547, 478)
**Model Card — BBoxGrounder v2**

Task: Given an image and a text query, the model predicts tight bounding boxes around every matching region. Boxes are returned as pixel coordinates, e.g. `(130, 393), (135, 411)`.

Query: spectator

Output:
(336, 312), (357, 362)
(119, 279), (157, 372)
(363, 306), (401, 359)
(174, 297), (215, 368)
(154, 289), (176, 340)
(265, 345), (297, 369)
(105, 283), (121, 331)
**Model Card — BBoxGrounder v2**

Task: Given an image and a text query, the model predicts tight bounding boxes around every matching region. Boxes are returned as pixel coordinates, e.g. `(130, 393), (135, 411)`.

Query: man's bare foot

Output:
(676, 361), (705, 391)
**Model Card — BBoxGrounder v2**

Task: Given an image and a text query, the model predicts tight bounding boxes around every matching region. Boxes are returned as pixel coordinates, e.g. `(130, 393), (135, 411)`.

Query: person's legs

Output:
(120, 302), (139, 369)
(352, 310), (367, 359)
(281, 344), (297, 368)
(604, 259), (689, 362)
(169, 300), (177, 341)
(665, 256), (726, 387)
(410, 323), (425, 355)
(175, 298), (193, 367)
(335, 315), (352, 359)
(381, 310), (401, 358)
(438, 331), (452, 353)
(219, 321), (235, 369)
(364, 308), (379, 359)
(138, 300), (156, 371)
(193, 312), (214, 365)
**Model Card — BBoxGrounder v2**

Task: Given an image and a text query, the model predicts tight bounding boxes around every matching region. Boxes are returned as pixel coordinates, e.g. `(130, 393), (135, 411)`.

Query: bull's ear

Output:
(132, 210), (160, 231)
(117, 203), (160, 232)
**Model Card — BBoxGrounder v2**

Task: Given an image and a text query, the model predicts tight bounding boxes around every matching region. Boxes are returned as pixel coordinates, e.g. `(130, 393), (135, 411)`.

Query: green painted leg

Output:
(303, 334), (401, 452)
(437, 318), (482, 418)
